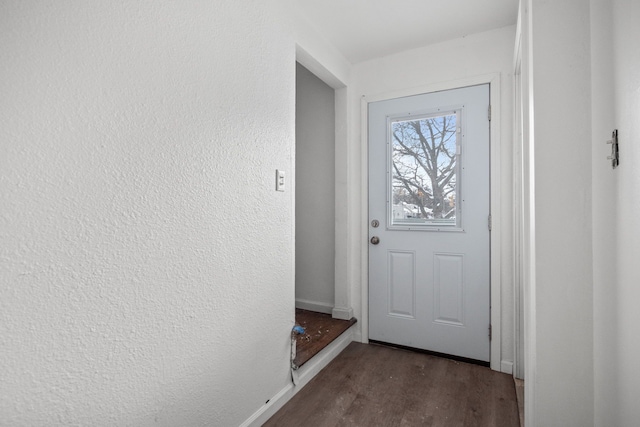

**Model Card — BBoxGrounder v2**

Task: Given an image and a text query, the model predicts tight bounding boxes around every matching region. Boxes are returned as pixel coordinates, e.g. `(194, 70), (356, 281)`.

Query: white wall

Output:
(521, 0), (640, 425)
(350, 26), (516, 369)
(590, 0), (618, 425)
(522, 0), (595, 425)
(295, 62), (335, 313)
(0, 1), (313, 425)
(610, 1), (640, 422)
(592, 0), (640, 425)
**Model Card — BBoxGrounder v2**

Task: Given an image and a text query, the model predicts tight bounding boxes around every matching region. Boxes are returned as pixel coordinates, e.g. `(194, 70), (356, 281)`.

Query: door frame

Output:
(513, 18), (525, 380)
(360, 74), (503, 372)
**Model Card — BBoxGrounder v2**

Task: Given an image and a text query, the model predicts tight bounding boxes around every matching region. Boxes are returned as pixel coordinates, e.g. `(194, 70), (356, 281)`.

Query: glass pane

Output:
(390, 112), (459, 227)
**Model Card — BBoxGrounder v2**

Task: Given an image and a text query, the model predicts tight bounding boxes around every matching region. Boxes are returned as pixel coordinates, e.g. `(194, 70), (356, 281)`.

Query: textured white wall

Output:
(590, 0), (618, 425)
(521, 1), (640, 424)
(609, 0), (640, 424)
(526, 0), (594, 425)
(295, 62), (335, 312)
(351, 26), (516, 368)
(0, 1), (298, 425)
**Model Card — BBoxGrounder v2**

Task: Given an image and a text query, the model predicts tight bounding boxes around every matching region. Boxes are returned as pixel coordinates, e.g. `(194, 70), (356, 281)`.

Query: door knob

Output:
(370, 236), (380, 245)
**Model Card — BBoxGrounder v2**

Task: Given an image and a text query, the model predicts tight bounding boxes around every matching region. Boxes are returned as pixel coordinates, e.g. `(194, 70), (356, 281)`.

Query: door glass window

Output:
(389, 110), (461, 229)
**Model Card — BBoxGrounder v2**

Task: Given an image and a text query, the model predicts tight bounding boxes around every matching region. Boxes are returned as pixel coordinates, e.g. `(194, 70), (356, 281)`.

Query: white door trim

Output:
(360, 73), (503, 372)
(513, 14), (525, 380)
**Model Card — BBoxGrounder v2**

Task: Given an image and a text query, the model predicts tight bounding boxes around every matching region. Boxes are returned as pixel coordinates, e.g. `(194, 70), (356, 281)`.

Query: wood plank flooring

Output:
(266, 342), (520, 427)
(294, 309), (357, 369)
(514, 379), (524, 427)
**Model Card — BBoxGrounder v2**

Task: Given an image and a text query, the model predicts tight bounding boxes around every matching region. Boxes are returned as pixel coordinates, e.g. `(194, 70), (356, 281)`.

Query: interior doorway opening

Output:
(293, 59), (356, 366)
(295, 62), (336, 315)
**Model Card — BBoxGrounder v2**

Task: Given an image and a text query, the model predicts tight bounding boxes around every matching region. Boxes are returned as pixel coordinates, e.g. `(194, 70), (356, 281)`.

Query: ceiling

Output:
(296, 0), (519, 64)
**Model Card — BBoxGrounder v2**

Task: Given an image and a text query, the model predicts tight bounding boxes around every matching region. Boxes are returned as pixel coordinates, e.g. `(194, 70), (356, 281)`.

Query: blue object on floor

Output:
(292, 325), (305, 335)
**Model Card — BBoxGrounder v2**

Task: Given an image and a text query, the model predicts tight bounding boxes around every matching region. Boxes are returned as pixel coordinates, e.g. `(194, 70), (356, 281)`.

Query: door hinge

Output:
(488, 105), (492, 121)
(489, 324), (492, 341)
(488, 214), (492, 231)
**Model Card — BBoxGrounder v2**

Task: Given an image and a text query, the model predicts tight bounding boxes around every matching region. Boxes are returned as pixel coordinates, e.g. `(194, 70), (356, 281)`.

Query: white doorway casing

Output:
(513, 10), (525, 380)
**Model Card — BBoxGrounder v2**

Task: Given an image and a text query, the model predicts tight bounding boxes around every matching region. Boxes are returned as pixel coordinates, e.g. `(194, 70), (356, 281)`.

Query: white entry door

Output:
(368, 85), (490, 362)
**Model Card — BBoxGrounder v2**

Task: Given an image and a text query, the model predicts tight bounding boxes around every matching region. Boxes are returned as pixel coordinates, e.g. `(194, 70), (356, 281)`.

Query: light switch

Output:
(276, 169), (285, 192)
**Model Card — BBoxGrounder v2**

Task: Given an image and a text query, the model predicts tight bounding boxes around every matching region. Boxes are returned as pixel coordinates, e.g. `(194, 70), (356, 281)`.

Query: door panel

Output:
(388, 250), (416, 318)
(368, 85), (490, 362)
(433, 252), (464, 326)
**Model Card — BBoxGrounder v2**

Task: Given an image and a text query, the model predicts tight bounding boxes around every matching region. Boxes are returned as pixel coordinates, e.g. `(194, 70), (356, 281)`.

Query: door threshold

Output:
(368, 340), (490, 367)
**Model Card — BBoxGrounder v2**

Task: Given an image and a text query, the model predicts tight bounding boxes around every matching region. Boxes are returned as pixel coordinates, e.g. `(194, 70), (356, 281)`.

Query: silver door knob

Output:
(370, 236), (380, 245)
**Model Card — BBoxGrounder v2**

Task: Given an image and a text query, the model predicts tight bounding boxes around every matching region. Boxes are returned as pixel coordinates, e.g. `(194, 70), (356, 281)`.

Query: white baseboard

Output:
(295, 298), (333, 314)
(240, 326), (355, 427)
(331, 306), (354, 320)
(501, 360), (514, 375)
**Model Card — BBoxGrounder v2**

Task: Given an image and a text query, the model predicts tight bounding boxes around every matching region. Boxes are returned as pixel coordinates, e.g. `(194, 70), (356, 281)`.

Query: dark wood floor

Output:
(266, 342), (520, 427)
(293, 309), (357, 369)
